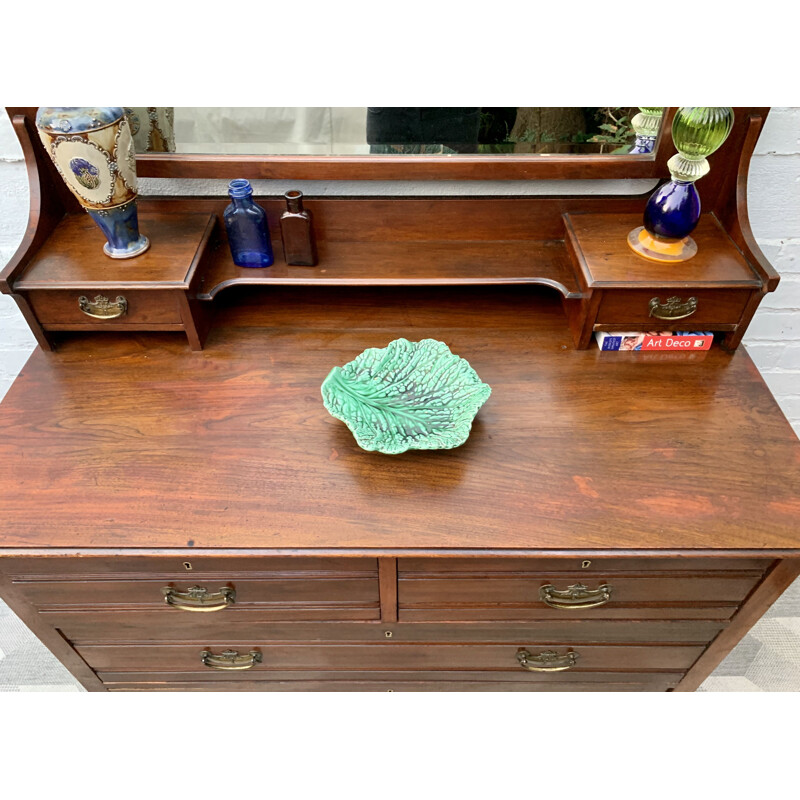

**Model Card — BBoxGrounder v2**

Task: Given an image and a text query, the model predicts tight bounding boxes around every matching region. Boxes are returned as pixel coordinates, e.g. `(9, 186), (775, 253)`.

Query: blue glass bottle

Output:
(224, 179), (274, 268)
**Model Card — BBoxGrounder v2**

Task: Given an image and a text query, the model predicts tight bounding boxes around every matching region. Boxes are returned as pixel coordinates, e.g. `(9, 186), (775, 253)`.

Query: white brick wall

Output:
(1, 109), (798, 433)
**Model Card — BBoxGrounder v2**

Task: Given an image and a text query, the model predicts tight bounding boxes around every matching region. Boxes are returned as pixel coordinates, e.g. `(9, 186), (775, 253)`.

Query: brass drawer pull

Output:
(517, 649), (578, 672)
(539, 582), (612, 610)
(648, 295), (697, 320)
(201, 649), (262, 671)
(162, 585), (235, 612)
(78, 294), (128, 319)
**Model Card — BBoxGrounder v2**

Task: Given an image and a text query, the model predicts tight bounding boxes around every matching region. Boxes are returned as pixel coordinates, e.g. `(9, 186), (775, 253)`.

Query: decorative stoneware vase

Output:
(628, 107), (734, 263)
(36, 107), (150, 259)
(628, 107), (663, 154)
(124, 107), (175, 153)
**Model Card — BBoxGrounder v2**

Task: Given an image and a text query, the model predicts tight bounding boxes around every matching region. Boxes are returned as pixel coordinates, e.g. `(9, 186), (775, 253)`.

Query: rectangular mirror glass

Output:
(126, 107), (663, 157)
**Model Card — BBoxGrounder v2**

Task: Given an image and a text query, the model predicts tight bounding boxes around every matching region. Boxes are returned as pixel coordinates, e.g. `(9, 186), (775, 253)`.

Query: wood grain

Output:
(75, 642), (705, 673)
(564, 213), (761, 288)
(198, 238), (581, 300)
(49, 615), (726, 645)
(14, 212), (214, 290)
(0, 286), (798, 552)
(103, 679), (678, 692)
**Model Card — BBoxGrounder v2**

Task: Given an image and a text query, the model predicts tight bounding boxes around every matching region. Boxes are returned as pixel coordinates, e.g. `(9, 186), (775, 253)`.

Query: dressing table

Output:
(1, 107), (798, 691)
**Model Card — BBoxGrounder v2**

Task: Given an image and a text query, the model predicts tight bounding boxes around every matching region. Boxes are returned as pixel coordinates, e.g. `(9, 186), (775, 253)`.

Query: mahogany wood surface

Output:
(13, 577), (380, 609)
(379, 557), (398, 622)
(27, 289), (182, 325)
(104, 680), (678, 692)
(94, 670), (684, 686)
(0, 286), (798, 553)
(398, 556), (774, 572)
(75, 642), (705, 673)
(565, 213), (760, 288)
(198, 238), (581, 300)
(14, 212), (214, 289)
(594, 289), (750, 326)
(399, 575), (763, 606)
(49, 615), (727, 645)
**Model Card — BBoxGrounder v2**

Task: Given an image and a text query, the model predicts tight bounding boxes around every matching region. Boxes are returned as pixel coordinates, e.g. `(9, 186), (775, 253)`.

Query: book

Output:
(595, 331), (714, 351)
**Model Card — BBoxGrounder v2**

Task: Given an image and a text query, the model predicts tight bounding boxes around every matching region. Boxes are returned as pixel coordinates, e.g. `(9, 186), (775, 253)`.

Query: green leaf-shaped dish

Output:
(321, 338), (491, 454)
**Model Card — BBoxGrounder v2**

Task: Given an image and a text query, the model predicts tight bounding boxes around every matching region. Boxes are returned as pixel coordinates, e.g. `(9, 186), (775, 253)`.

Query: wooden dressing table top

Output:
(0, 286), (798, 554)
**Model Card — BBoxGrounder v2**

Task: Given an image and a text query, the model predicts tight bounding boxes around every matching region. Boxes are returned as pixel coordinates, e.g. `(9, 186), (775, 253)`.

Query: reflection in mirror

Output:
(127, 108), (664, 157)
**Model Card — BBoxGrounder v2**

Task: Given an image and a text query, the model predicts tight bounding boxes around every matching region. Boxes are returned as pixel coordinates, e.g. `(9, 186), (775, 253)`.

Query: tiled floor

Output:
(2, 577), (800, 692)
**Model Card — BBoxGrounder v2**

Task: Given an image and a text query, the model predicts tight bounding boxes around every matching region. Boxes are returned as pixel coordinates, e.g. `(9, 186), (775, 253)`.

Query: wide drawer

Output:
(595, 288), (750, 327)
(104, 677), (679, 692)
(76, 641), (705, 674)
(26, 289), (182, 325)
(51, 614), (726, 645)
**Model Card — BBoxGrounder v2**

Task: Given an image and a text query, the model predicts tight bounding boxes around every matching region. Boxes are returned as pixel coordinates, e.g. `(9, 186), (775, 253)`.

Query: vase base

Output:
(103, 236), (150, 259)
(627, 227), (697, 263)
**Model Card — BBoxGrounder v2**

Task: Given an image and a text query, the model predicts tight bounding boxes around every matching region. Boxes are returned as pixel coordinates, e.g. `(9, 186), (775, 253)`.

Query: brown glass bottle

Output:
(279, 190), (317, 266)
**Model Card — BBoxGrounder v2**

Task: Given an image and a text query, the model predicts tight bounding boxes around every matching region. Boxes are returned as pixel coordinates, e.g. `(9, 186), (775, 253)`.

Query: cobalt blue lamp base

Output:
(628, 180), (700, 263)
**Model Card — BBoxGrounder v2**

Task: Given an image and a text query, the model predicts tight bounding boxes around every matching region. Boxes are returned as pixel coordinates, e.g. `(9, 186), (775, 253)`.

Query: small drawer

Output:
(26, 289), (182, 326)
(13, 572), (380, 622)
(77, 641), (704, 676)
(398, 572), (762, 621)
(595, 289), (751, 327)
(5, 556), (381, 622)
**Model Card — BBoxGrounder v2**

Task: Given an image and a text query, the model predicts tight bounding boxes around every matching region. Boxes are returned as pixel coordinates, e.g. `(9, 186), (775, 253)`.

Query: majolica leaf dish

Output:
(321, 338), (491, 454)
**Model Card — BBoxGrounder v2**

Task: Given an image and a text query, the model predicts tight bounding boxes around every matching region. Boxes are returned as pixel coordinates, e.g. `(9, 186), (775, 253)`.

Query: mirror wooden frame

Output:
(8, 106), (677, 181)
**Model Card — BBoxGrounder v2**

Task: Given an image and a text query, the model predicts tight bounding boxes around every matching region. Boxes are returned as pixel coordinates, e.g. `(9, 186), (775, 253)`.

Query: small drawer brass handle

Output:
(201, 649), (262, 671)
(539, 582), (612, 610)
(162, 585), (235, 612)
(517, 649), (578, 672)
(78, 294), (128, 319)
(648, 295), (697, 320)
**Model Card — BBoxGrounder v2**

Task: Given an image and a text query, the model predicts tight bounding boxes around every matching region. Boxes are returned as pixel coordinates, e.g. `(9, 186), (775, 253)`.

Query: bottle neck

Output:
(285, 191), (304, 213)
(228, 179), (254, 207)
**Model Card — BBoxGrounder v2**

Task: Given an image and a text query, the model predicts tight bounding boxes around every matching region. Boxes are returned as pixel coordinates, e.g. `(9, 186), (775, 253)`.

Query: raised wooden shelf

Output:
(564, 213), (761, 289)
(14, 212), (215, 290)
(197, 237), (581, 300)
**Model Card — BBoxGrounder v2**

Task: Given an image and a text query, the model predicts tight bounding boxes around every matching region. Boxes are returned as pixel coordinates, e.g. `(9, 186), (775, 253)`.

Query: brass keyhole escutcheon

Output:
(384, 631), (393, 638)
(581, 560), (591, 569)
(183, 561), (193, 571)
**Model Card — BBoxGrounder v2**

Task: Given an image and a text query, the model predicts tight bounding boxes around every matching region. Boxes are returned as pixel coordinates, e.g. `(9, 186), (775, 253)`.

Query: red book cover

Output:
(639, 333), (713, 351)
(595, 331), (714, 351)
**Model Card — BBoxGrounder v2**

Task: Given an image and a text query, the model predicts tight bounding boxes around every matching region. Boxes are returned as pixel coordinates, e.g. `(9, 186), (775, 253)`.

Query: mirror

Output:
(126, 107), (662, 157)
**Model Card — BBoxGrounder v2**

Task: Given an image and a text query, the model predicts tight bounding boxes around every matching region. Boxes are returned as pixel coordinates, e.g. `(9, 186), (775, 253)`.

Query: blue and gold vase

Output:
(36, 107), (150, 259)
(628, 107), (734, 262)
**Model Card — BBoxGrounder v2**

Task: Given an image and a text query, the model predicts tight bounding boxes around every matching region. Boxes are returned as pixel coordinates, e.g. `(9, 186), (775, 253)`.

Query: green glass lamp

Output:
(628, 107), (734, 262)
